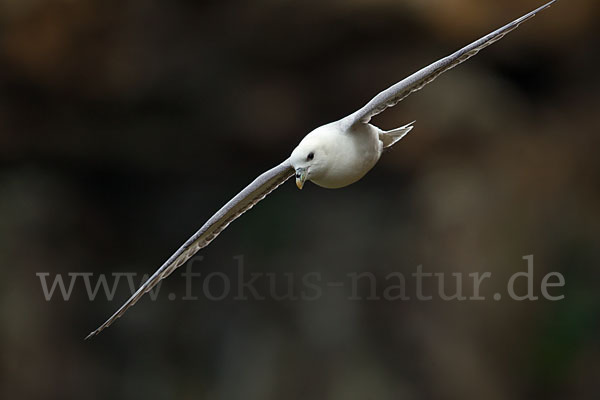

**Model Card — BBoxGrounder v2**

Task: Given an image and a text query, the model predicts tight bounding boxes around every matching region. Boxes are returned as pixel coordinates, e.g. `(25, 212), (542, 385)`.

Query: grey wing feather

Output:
(86, 159), (295, 339)
(341, 0), (556, 128)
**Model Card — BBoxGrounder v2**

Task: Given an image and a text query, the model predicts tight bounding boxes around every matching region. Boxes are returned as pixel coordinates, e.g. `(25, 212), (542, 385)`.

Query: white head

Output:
(289, 128), (331, 189)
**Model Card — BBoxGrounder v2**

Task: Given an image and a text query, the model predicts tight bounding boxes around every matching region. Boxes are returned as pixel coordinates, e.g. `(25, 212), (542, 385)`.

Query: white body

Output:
(290, 122), (382, 188)
(289, 121), (413, 189)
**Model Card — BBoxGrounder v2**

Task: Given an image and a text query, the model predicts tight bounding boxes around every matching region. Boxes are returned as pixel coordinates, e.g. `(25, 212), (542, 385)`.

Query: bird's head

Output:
(289, 131), (328, 190)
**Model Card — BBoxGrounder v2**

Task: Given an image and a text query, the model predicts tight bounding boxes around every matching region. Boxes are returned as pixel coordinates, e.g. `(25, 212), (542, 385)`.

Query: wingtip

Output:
(517, 0), (557, 24)
(84, 330), (98, 341)
(540, 0), (558, 12)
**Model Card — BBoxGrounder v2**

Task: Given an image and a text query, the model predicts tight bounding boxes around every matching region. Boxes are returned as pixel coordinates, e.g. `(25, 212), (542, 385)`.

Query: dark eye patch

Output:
(307, 152), (314, 161)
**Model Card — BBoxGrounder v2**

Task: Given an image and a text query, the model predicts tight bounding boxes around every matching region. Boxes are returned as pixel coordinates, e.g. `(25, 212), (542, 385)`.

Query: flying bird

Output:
(86, 1), (556, 339)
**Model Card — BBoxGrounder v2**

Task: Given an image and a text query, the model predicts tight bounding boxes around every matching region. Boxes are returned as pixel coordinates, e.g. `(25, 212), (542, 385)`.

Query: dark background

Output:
(1, 0), (599, 399)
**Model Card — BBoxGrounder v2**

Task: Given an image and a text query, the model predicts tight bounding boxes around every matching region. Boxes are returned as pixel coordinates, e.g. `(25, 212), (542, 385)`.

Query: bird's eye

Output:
(307, 152), (314, 161)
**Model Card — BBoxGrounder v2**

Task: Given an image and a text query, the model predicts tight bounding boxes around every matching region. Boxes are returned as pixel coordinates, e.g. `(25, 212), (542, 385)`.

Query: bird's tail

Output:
(380, 121), (415, 149)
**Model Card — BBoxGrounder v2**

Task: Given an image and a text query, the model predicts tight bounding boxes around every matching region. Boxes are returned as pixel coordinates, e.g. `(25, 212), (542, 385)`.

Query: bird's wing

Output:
(86, 159), (295, 339)
(340, 0), (556, 128)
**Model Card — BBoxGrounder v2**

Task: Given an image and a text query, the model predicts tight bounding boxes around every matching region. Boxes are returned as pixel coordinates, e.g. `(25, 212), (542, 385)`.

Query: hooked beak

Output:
(295, 167), (307, 190)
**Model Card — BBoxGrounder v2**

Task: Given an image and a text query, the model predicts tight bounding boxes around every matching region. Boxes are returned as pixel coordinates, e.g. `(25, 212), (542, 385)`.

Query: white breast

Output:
(311, 122), (383, 189)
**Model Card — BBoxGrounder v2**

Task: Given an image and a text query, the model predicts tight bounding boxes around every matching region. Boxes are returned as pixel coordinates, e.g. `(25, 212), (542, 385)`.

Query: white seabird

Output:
(86, 1), (557, 339)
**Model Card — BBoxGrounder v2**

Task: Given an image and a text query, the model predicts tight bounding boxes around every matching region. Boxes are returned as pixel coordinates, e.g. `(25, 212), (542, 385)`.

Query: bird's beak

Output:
(295, 168), (307, 190)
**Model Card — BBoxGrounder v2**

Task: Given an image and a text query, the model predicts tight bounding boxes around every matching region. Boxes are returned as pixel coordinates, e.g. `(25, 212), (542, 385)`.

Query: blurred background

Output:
(1, 0), (599, 399)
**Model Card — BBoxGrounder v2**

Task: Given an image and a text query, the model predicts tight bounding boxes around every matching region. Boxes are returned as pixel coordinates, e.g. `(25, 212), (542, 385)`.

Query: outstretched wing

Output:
(341, 0), (556, 128)
(86, 159), (295, 339)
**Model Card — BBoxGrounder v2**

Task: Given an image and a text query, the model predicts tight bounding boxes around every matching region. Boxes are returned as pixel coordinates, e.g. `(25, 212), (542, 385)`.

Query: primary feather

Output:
(85, 160), (294, 339)
(341, 0), (557, 128)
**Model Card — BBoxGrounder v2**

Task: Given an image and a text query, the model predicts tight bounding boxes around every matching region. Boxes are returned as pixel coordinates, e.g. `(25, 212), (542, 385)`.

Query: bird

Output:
(86, 1), (557, 339)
